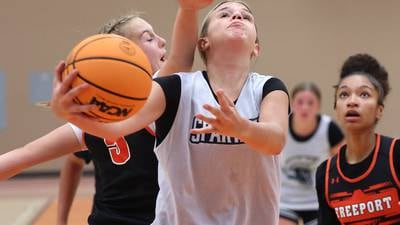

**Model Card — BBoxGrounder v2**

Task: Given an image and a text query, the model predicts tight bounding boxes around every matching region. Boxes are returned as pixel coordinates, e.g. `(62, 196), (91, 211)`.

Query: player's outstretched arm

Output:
(0, 124), (81, 180)
(159, 0), (213, 76)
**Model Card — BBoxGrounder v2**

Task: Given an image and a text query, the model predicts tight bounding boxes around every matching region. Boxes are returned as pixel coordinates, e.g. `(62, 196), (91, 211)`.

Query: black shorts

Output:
(280, 208), (318, 225)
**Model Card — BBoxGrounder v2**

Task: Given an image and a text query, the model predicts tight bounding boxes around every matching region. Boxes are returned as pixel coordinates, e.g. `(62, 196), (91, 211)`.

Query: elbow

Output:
(260, 130), (286, 155)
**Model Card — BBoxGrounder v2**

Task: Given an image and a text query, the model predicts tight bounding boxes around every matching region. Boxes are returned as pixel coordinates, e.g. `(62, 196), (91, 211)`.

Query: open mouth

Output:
(345, 110), (361, 121)
(160, 55), (166, 62)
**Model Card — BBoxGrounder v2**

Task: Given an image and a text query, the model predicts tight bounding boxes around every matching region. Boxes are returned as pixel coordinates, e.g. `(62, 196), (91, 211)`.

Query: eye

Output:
(220, 12), (229, 18)
(338, 91), (349, 99)
(242, 13), (252, 21)
(360, 91), (370, 98)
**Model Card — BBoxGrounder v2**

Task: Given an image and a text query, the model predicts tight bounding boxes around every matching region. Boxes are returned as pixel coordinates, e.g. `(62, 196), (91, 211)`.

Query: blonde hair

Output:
(98, 12), (143, 37)
(199, 0), (259, 62)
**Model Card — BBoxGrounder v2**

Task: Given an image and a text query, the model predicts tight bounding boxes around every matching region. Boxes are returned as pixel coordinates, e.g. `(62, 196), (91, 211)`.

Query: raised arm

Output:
(0, 124), (81, 180)
(158, 0), (213, 76)
(57, 154), (86, 225)
(192, 89), (289, 155)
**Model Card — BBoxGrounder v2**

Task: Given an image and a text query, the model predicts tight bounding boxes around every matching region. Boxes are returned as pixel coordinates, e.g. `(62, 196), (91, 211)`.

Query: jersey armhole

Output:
(68, 123), (87, 149)
(389, 138), (400, 188)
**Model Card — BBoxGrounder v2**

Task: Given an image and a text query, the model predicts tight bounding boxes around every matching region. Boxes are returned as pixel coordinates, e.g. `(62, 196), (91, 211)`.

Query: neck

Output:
(206, 48), (251, 100)
(344, 129), (376, 164)
(292, 115), (318, 137)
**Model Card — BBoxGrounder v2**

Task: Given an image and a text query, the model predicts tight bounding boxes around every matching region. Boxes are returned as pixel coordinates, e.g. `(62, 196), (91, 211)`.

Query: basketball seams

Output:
(71, 35), (116, 70)
(75, 71), (148, 101)
(67, 57), (152, 79)
(64, 34), (152, 122)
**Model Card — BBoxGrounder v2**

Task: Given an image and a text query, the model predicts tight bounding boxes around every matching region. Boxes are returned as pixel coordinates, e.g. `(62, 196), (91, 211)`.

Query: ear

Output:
(376, 104), (384, 120)
(250, 42), (260, 59)
(198, 38), (210, 52)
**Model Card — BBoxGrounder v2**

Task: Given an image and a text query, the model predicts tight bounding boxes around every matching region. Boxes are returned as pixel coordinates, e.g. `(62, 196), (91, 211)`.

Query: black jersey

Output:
(78, 127), (158, 225)
(316, 134), (400, 225)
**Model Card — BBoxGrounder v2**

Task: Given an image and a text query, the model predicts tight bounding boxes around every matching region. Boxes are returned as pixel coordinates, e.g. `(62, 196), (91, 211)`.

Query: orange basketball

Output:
(63, 34), (153, 122)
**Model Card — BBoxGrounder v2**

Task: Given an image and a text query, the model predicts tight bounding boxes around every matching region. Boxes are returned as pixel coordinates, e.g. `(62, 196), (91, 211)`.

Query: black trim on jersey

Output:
(315, 161), (341, 225)
(202, 71), (289, 111)
(73, 150), (92, 164)
(153, 75), (181, 146)
(328, 121), (344, 147)
(262, 77), (288, 99)
(262, 77), (290, 114)
(289, 114), (322, 142)
(202, 71), (223, 103)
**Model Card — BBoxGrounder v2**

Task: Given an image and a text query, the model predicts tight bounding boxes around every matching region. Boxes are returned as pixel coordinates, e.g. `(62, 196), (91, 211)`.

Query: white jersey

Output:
(280, 114), (332, 210)
(153, 71), (281, 225)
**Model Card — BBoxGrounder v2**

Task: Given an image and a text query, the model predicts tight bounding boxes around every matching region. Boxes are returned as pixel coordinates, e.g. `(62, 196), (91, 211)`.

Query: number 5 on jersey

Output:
(104, 137), (131, 165)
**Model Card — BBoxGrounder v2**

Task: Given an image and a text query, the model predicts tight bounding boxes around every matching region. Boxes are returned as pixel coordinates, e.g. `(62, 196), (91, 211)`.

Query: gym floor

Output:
(0, 176), (94, 225)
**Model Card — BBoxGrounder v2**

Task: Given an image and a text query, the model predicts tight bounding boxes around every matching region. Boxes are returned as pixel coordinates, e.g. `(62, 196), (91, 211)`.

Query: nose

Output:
(346, 94), (359, 107)
(232, 11), (243, 20)
(157, 35), (166, 48)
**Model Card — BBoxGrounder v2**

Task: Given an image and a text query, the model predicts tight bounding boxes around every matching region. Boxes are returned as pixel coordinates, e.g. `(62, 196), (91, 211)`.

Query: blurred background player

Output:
(279, 82), (344, 225)
(316, 53), (400, 224)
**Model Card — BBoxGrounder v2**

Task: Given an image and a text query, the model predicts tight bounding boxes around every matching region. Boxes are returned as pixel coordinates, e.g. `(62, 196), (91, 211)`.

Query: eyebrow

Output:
(216, 6), (251, 14)
(140, 30), (154, 37)
(337, 85), (374, 90)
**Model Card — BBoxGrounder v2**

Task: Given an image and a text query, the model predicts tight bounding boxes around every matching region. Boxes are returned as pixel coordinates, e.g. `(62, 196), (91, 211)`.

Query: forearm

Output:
(239, 120), (286, 155)
(159, 8), (198, 76)
(0, 148), (30, 180)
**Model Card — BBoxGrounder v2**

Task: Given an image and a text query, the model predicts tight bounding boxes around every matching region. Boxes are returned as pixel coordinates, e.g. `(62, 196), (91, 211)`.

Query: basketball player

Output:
(315, 54), (400, 224)
(52, 1), (290, 224)
(56, 5), (215, 223)
(0, 1), (212, 225)
(279, 82), (344, 225)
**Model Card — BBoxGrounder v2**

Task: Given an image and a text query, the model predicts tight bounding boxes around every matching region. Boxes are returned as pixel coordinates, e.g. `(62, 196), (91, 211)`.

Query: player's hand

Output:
(50, 61), (93, 120)
(178, 0), (213, 11)
(191, 89), (248, 138)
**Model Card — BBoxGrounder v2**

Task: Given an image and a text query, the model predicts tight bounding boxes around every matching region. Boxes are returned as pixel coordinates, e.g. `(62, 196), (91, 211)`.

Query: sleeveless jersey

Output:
(153, 71), (282, 225)
(280, 114), (333, 210)
(69, 124), (159, 225)
(325, 135), (400, 224)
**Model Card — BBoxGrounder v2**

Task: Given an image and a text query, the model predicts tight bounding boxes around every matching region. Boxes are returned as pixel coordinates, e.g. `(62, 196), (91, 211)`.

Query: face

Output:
(202, 2), (258, 55)
(335, 75), (383, 132)
(124, 18), (167, 73)
(292, 90), (320, 121)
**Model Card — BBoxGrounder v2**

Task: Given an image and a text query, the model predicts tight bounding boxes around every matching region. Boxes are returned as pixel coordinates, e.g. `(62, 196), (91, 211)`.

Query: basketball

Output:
(63, 34), (153, 122)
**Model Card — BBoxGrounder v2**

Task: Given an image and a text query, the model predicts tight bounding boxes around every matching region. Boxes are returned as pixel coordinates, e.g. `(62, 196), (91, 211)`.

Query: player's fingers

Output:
(53, 61), (65, 85)
(63, 83), (90, 102)
(203, 104), (221, 118)
(195, 114), (217, 126)
(216, 90), (234, 108)
(191, 126), (216, 134)
(59, 69), (79, 94)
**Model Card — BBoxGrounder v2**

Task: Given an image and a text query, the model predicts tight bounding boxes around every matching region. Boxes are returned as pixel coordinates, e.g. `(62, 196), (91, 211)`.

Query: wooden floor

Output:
(0, 176), (94, 225)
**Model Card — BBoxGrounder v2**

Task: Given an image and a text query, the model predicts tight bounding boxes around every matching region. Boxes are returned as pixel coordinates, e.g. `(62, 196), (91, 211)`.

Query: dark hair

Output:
(291, 82), (321, 102)
(335, 53), (390, 106)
